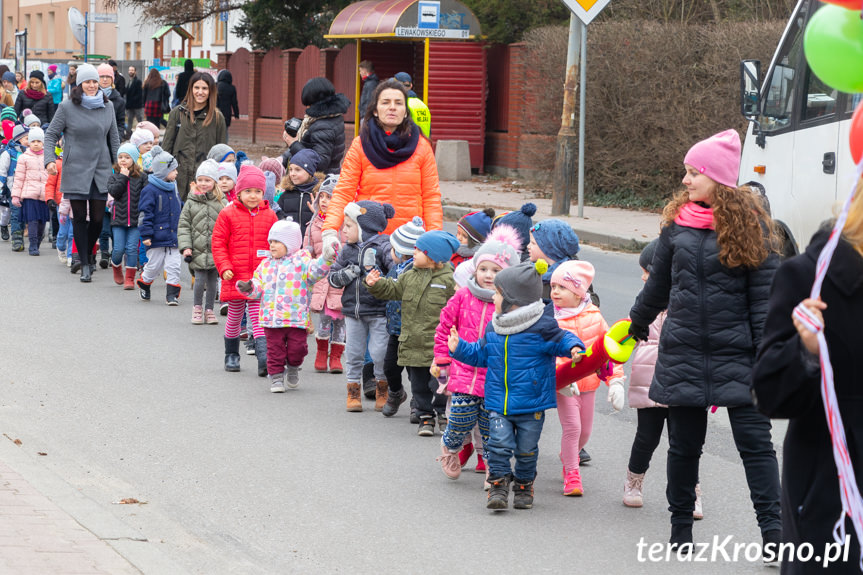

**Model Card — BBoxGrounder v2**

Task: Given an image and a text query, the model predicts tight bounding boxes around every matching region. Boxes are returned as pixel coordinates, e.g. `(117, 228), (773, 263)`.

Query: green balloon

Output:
(804, 4), (863, 94)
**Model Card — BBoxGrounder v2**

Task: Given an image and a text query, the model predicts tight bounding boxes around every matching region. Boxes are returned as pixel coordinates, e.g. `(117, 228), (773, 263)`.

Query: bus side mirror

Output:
(740, 59), (761, 118)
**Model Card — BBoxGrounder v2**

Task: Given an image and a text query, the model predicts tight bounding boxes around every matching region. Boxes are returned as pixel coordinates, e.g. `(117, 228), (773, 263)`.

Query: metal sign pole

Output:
(577, 21), (586, 218)
(84, 13), (88, 62)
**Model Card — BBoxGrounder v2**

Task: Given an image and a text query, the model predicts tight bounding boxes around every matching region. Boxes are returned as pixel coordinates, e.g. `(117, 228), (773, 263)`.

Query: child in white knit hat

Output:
(237, 218), (334, 392)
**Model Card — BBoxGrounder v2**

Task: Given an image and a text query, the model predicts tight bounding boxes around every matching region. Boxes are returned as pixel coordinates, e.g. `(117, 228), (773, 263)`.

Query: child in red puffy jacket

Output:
(212, 164), (278, 377)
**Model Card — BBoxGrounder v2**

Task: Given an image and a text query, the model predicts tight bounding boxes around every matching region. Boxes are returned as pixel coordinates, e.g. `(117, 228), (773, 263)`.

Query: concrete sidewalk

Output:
(440, 180), (661, 250)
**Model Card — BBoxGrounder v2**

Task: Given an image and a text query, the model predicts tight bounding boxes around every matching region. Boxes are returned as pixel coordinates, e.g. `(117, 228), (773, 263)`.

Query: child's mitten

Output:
(607, 379), (625, 411)
(236, 280), (253, 294)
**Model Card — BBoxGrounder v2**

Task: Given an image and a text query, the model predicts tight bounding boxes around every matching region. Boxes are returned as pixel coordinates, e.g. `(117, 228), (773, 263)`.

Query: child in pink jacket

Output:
(11, 127), (48, 256)
(433, 225), (521, 481)
(623, 239), (702, 518)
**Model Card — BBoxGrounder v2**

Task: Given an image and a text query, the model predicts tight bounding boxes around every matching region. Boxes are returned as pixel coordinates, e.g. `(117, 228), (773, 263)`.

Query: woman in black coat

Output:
(628, 130), (781, 552)
(752, 193), (863, 573)
(98, 64), (126, 138)
(14, 70), (55, 124)
(281, 77), (350, 173)
(216, 70), (239, 138)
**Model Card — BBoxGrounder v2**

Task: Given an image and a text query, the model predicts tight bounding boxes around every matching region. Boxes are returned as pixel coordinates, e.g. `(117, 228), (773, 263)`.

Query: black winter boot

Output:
(137, 278), (152, 300)
(512, 478), (535, 509)
(11, 230), (23, 252)
(165, 283), (181, 306)
(487, 475), (511, 511)
(0, 225), (9, 240)
(224, 337), (241, 372)
(80, 260), (92, 282)
(254, 336), (268, 377)
(70, 252), (81, 273)
(99, 250), (110, 269)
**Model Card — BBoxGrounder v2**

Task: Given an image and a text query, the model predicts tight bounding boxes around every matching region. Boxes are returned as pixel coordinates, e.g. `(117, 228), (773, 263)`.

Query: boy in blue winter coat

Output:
(448, 259), (585, 511)
(136, 146), (182, 305)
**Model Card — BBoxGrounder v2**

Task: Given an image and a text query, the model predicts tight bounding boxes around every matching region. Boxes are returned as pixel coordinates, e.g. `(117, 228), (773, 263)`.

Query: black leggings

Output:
(628, 407), (668, 475)
(383, 334), (404, 393)
(70, 198), (107, 258)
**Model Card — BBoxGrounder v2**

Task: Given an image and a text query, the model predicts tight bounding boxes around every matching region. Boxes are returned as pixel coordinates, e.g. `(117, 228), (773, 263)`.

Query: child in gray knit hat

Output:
(448, 259), (585, 511)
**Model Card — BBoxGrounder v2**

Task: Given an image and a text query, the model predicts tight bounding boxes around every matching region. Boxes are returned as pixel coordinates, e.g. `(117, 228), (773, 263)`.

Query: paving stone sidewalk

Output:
(0, 462), (140, 574)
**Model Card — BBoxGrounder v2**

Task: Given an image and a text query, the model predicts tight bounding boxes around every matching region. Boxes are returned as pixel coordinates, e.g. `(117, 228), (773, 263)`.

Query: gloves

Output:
(321, 229), (340, 262)
(236, 280), (253, 294)
(629, 322), (650, 343)
(434, 364), (451, 395)
(607, 380), (625, 411)
(558, 383), (581, 397)
(330, 264), (360, 287)
(47, 199), (57, 210)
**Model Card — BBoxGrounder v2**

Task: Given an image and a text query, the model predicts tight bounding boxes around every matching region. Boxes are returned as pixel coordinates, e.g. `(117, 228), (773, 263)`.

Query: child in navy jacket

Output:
(449, 259), (585, 511)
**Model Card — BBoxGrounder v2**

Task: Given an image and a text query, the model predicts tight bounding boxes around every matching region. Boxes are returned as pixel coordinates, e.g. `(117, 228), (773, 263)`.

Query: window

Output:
(189, 20), (203, 46)
(34, 13), (41, 52)
(759, 4), (806, 133)
(135, 42), (142, 60)
(47, 12), (54, 51)
(124, 42), (131, 60)
(213, 15), (225, 45)
(802, 68), (836, 122)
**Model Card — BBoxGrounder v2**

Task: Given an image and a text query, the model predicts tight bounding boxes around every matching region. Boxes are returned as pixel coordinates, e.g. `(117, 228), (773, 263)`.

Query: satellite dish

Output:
(68, 8), (87, 47)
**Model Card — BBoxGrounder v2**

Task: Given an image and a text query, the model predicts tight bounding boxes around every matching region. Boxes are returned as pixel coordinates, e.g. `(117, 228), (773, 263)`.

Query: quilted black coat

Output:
(287, 93), (351, 174)
(629, 220), (779, 407)
(108, 172), (147, 228)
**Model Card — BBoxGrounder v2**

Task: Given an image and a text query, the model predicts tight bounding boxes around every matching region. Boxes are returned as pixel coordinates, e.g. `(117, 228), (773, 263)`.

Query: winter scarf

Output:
(553, 300), (588, 320)
(81, 94), (106, 109)
(361, 119), (420, 170)
(467, 276), (494, 303)
(101, 87), (113, 98)
(675, 201), (715, 230)
(24, 89), (46, 101)
(148, 174), (177, 193)
(492, 300), (545, 335)
(456, 243), (478, 259)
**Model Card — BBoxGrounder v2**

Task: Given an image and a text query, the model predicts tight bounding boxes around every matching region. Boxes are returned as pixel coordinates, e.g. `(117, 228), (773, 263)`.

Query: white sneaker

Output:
(66, 256), (72, 267)
(57, 249), (66, 263)
(285, 366), (299, 389)
(693, 483), (704, 520)
(269, 373), (285, 393)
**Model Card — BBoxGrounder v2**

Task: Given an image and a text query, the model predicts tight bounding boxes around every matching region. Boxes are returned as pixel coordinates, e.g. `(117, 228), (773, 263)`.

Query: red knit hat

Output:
(237, 164), (267, 193)
(683, 129), (741, 188)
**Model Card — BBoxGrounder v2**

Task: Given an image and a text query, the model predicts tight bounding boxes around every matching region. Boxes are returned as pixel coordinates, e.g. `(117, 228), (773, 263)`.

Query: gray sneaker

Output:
(285, 366), (299, 389)
(269, 373), (286, 393)
(245, 336), (256, 355)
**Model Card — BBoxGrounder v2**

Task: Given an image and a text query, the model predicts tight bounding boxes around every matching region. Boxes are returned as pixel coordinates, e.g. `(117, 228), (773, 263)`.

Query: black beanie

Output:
(639, 239), (659, 271)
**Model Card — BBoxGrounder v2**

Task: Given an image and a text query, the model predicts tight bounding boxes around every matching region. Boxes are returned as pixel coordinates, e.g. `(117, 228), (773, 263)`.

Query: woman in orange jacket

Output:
(321, 79), (442, 258)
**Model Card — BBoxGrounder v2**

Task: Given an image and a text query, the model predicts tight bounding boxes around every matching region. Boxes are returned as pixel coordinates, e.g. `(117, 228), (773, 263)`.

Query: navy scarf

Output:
(361, 119), (420, 170)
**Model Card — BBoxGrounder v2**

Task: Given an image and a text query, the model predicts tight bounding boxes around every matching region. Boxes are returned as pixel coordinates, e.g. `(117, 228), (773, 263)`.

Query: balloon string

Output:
(810, 162), (863, 570)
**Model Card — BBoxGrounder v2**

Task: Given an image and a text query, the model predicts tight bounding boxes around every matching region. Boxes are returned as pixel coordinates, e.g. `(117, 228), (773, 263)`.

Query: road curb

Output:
(442, 203), (648, 252)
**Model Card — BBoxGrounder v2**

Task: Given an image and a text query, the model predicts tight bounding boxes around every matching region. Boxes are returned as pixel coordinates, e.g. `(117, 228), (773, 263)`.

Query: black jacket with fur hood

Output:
(287, 78), (350, 174)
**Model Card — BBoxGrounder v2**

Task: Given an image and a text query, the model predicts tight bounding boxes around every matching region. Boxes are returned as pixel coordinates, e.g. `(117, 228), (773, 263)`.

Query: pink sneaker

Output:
(205, 309), (218, 324)
(436, 443), (461, 480)
(563, 467), (583, 496)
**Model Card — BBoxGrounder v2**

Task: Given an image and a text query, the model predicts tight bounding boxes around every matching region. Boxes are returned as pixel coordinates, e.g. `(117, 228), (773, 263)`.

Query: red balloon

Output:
(851, 99), (863, 164)
(823, 0), (863, 8)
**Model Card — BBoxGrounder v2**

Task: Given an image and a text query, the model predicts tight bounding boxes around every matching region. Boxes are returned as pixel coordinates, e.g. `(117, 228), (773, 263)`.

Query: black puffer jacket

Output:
(287, 93), (350, 174)
(216, 70), (239, 128)
(277, 172), (323, 232)
(329, 233), (392, 318)
(108, 172), (148, 228)
(14, 91), (55, 124)
(629, 220), (779, 407)
(106, 89), (126, 136)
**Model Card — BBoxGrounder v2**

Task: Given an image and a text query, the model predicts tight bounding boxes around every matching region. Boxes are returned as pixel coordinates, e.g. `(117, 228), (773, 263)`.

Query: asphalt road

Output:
(0, 241), (788, 574)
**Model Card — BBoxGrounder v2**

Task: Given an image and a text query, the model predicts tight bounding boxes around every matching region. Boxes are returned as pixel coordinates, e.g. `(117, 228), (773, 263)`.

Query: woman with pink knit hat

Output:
(97, 63), (126, 138)
(627, 129), (782, 555)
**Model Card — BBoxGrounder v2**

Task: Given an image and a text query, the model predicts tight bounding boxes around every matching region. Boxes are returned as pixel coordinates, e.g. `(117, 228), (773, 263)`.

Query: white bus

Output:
(739, 0), (862, 253)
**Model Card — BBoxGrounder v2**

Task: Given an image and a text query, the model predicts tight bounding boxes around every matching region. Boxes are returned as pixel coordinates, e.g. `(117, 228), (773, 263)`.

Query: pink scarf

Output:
(675, 202), (714, 230)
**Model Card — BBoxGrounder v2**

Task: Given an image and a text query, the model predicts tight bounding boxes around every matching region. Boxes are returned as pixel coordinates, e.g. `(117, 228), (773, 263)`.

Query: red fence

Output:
(221, 39), (547, 174)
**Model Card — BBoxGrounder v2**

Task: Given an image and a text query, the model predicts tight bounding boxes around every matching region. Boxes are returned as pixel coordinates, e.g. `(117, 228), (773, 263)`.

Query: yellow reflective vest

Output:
(407, 97), (431, 138)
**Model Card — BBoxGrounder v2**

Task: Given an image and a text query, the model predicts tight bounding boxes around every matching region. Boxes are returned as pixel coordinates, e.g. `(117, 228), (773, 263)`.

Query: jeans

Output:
(99, 209), (111, 254)
(57, 208), (73, 251)
(628, 407), (668, 475)
(111, 226), (140, 267)
(344, 316), (388, 384)
(9, 203), (21, 233)
(407, 366), (446, 419)
(666, 405), (781, 533)
(487, 411), (545, 481)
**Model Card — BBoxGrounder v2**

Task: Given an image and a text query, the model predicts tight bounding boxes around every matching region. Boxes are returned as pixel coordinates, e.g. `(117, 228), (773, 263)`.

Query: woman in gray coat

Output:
(44, 63), (120, 282)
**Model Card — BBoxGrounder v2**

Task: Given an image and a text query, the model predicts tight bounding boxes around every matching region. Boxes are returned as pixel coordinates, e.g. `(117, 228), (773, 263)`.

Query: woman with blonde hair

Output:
(752, 177), (863, 573)
(628, 129), (782, 554)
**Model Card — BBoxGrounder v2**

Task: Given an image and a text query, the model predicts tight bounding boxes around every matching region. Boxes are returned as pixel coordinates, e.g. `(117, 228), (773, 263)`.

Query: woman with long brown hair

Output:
(627, 129), (782, 556)
(162, 71), (226, 202)
(752, 178), (863, 573)
(142, 68), (170, 127)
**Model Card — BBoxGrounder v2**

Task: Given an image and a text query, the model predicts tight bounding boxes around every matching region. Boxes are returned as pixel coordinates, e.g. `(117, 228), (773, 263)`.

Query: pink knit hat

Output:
(550, 260), (595, 303)
(97, 63), (114, 79)
(237, 165), (267, 194)
(683, 129), (741, 188)
(259, 156), (285, 183)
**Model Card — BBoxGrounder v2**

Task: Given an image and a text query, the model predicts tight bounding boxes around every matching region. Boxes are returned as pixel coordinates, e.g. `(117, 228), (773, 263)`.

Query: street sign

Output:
(219, 11), (229, 22)
(395, 27), (468, 39)
(561, 0), (610, 25)
(89, 12), (118, 23)
(418, 1), (440, 29)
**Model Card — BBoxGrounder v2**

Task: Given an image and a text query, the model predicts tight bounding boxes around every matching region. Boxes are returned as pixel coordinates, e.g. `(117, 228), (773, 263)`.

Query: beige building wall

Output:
(2, 0), (117, 60)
